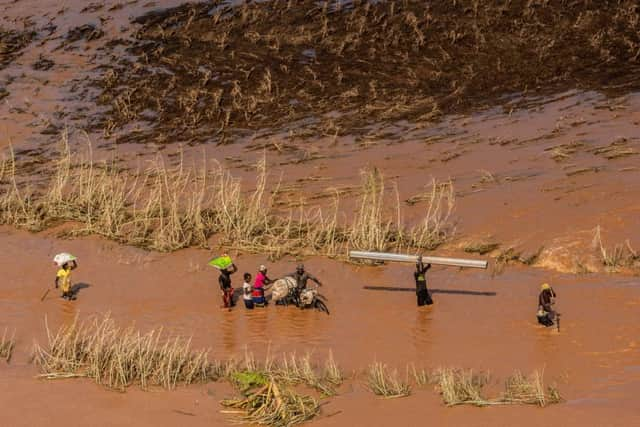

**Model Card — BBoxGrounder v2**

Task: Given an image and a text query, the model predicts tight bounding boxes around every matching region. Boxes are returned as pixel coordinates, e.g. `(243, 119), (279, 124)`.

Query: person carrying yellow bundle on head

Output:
(53, 253), (78, 301)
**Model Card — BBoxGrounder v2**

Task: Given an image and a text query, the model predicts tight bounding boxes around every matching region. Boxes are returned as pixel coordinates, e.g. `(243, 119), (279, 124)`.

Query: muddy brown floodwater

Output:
(1, 228), (640, 426)
(1, 0), (640, 426)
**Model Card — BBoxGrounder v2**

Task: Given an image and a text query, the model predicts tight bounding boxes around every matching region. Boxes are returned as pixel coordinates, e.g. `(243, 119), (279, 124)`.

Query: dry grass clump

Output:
(33, 315), (216, 391)
(492, 246), (543, 275)
(429, 367), (562, 407)
(366, 362), (411, 398)
(227, 351), (344, 397)
(464, 241), (500, 255)
(501, 370), (561, 407)
(0, 27), (35, 70)
(274, 353), (341, 396)
(433, 368), (491, 407)
(0, 328), (15, 362)
(592, 226), (639, 270)
(220, 351), (340, 426)
(221, 378), (320, 427)
(591, 138), (638, 160)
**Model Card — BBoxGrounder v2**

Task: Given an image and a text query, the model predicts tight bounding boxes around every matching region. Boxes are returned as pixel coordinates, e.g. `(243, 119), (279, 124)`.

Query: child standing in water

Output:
(55, 260), (77, 300)
(243, 273), (254, 309)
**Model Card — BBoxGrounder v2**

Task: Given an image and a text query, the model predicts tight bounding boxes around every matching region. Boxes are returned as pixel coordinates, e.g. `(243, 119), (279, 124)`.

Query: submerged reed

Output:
(0, 328), (15, 362)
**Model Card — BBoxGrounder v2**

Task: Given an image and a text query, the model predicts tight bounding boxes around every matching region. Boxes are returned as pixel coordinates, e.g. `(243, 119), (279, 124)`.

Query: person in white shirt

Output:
(242, 272), (254, 309)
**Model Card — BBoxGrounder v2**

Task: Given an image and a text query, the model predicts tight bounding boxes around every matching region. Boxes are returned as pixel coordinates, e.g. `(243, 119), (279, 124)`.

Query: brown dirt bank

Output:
(1, 228), (639, 426)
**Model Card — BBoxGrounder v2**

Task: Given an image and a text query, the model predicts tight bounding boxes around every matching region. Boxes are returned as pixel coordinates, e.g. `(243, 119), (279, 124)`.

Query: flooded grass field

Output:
(1, 1), (640, 426)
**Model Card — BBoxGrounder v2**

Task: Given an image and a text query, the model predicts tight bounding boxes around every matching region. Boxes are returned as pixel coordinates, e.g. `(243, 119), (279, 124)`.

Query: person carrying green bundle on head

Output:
(209, 254), (237, 309)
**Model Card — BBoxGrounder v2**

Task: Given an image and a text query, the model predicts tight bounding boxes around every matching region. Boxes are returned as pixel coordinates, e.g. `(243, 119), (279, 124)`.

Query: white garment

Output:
(242, 282), (252, 300)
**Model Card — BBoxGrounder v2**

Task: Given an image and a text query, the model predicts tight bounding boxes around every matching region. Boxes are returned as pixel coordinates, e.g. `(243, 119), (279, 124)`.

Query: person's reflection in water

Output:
(412, 305), (433, 354)
(220, 312), (237, 353)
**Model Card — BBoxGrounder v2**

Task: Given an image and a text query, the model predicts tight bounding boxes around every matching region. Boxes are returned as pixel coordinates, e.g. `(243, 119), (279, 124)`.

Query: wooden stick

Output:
(40, 288), (50, 302)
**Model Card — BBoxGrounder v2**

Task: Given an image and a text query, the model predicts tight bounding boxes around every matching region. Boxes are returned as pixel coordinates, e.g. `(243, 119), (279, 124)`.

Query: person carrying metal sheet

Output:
(415, 255), (433, 306)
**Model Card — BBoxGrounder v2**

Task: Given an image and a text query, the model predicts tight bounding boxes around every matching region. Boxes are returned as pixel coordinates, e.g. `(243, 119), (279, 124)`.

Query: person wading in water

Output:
(219, 262), (238, 309)
(290, 263), (322, 291)
(537, 283), (557, 327)
(415, 255), (433, 306)
(288, 263), (322, 305)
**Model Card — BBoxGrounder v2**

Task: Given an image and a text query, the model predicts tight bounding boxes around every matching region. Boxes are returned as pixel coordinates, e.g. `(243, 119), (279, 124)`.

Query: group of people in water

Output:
(52, 252), (559, 327)
(217, 262), (322, 310)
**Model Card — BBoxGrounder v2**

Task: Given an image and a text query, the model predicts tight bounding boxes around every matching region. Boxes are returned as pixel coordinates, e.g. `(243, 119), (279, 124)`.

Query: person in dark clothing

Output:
(290, 263), (323, 291)
(414, 256), (433, 306)
(537, 283), (557, 327)
(219, 263), (238, 309)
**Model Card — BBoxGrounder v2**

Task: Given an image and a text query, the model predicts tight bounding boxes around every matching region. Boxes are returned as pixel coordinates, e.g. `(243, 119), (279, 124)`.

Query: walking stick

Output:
(556, 313), (561, 332)
(40, 288), (50, 302)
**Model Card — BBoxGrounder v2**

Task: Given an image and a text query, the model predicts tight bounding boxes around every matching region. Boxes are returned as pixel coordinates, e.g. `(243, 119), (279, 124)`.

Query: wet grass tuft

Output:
(0, 328), (15, 362)
(366, 362), (411, 398)
(434, 368), (491, 407)
(501, 370), (562, 407)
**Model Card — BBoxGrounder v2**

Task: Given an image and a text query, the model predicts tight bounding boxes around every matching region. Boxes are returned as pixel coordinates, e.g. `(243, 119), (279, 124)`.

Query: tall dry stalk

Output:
(591, 225), (637, 269)
(348, 168), (395, 251)
(408, 179), (455, 250)
(0, 145), (44, 230)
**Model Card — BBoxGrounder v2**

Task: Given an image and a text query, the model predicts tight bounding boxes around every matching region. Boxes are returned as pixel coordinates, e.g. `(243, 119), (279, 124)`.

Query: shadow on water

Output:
(363, 286), (497, 297)
(71, 282), (90, 297)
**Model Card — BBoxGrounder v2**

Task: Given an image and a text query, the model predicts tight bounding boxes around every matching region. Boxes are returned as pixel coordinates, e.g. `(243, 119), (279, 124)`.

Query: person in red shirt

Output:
(252, 265), (273, 306)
